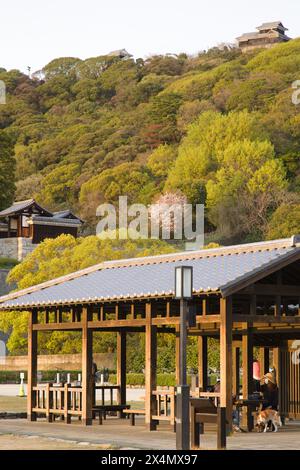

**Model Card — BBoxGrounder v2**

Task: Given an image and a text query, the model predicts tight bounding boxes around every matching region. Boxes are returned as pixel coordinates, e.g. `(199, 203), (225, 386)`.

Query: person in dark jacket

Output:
(260, 372), (279, 410)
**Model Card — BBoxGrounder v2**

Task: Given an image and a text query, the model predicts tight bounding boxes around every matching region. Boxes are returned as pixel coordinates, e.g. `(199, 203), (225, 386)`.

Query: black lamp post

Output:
(174, 265), (193, 450)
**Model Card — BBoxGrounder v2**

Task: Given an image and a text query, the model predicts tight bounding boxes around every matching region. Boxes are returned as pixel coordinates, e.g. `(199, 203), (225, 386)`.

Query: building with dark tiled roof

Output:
(0, 199), (83, 260)
(237, 21), (290, 52)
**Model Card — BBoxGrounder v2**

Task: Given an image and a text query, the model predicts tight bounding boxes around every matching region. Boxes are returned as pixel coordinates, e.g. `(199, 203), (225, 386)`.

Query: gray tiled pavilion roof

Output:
(1, 236), (300, 310)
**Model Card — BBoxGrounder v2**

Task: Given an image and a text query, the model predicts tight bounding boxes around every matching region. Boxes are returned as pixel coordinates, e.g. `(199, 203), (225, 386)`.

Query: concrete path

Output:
(0, 418), (175, 450)
(0, 418), (300, 450)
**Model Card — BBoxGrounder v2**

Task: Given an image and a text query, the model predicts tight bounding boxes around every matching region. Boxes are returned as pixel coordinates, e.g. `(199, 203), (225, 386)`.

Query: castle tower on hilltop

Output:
(237, 21), (291, 52)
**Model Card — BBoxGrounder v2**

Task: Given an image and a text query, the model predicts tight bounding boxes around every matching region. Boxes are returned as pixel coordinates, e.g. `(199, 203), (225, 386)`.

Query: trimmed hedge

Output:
(0, 257), (18, 269)
(109, 373), (176, 386)
(1, 371), (210, 387)
(0, 370), (81, 384)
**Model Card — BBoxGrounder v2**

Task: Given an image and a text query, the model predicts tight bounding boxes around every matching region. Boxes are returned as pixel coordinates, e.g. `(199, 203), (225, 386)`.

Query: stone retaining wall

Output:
(0, 238), (37, 261)
(0, 353), (115, 371)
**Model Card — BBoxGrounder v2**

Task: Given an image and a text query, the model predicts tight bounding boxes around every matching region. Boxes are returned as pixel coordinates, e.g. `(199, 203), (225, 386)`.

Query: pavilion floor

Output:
(0, 418), (300, 450)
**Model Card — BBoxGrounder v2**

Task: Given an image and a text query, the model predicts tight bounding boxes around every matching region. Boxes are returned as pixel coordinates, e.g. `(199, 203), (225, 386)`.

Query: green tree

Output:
(147, 144), (177, 179)
(0, 130), (15, 210)
(266, 203), (300, 240)
(206, 141), (287, 239)
(165, 110), (266, 203)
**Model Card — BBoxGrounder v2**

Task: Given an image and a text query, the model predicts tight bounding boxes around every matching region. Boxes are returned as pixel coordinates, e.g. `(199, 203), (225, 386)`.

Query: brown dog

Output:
(256, 409), (282, 432)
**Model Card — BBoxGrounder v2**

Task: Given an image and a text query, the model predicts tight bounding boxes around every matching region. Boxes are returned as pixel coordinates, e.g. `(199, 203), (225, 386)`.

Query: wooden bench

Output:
(92, 405), (130, 424)
(190, 398), (227, 450)
(123, 409), (145, 426)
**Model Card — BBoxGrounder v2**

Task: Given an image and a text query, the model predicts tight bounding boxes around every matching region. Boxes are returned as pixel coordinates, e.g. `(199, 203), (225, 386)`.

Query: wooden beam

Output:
(198, 336), (208, 391)
(45, 308), (49, 324)
(232, 315), (300, 324)
(202, 298), (207, 316)
(58, 307), (63, 323)
(220, 297), (233, 432)
(272, 347), (280, 385)
(242, 322), (254, 430)
(71, 308), (76, 323)
(259, 347), (269, 375)
(145, 303), (157, 431)
(272, 343), (289, 412)
(33, 322), (82, 331)
(82, 307), (93, 425)
(233, 346), (240, 397)
(166, 301), (170, 318)
(92, 326), (145, 333)
(28, 309), (38, 421)
(116, 331), (126, 411)
(88, 319), (146, 328)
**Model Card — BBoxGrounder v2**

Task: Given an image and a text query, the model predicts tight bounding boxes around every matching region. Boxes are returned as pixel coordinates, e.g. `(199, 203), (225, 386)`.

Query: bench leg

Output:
(192, 422), (201, 448)
(98, 412), (103, 425)
(149, 420), (157, 431)
(130, 413), (135, 426)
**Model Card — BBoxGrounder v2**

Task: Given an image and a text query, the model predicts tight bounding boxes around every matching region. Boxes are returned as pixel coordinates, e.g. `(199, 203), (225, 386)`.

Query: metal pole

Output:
(176, 299), (190, 450)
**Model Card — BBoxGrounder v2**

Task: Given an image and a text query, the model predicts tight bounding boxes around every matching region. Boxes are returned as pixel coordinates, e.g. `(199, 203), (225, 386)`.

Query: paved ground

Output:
(0, 434), (109, 450)
(0, 418), (299, 450)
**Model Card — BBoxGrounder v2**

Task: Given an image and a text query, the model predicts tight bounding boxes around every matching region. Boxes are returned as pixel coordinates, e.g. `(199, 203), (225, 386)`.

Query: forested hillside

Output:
(1, 39), (300, 243)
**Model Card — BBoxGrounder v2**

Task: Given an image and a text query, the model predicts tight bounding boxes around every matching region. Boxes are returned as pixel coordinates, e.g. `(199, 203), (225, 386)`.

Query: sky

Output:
(1, 0), (300, 73)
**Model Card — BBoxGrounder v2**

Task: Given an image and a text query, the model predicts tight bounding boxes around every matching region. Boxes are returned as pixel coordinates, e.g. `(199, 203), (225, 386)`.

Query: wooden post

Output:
(45, 382), (52, 422)
(259, 347), (269, 375)
(28, 308), (38, 421)
(145, 303), (157, 431)
(217, 407), (227, 450)
(242, 322), (254, 430)
(117, 331), (126, 415)
(82, 306), (93, 425)
(275, 295), (281, 317)
(233, 346), (240, 397)
(220, 297), (233, 433)
(198, 336), (208, 391)
(64, 383), (71, 424)
(273, 346), (280, 379)
(175, 324), (180, 384)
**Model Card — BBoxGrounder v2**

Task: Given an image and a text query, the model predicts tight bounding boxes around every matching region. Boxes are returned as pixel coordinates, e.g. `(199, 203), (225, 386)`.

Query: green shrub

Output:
(0, 257), (19, 269)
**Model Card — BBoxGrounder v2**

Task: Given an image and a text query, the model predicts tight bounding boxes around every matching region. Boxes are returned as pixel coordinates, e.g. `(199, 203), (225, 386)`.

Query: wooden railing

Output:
(32, 383), (82, 422)
(95, 385), (120, 406)
(31, 384), (223, 428)
(152, 387), (176, 426)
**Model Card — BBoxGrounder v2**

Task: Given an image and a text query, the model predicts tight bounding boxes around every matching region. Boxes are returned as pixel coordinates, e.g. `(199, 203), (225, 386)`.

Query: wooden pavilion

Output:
(0, 236), (299, 434)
